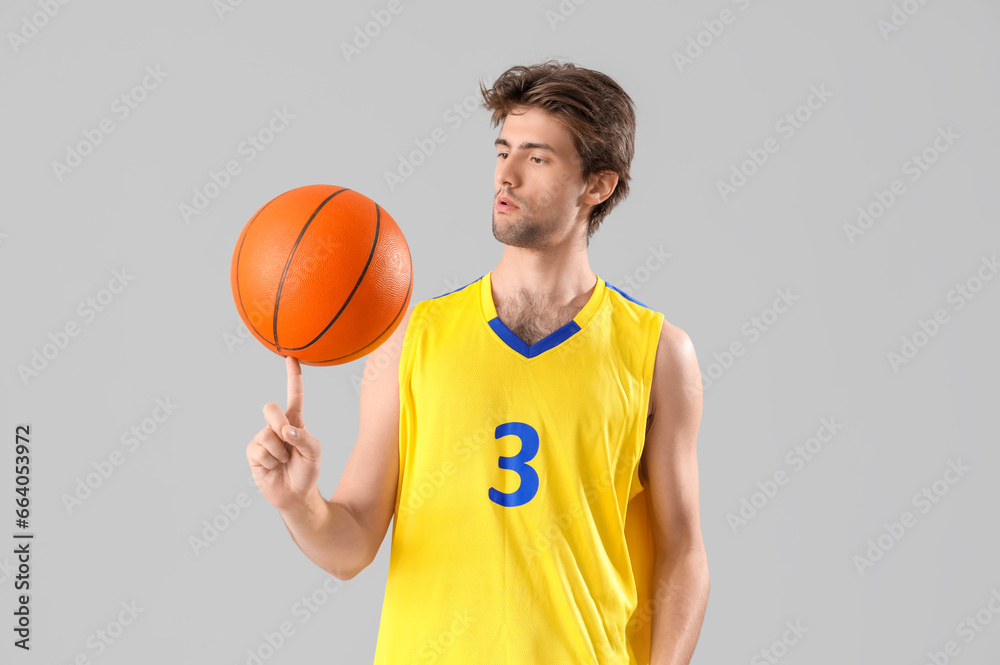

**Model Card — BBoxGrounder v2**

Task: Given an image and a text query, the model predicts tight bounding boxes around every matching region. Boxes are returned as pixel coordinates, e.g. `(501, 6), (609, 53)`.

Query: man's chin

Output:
(493, 228), (548, 249)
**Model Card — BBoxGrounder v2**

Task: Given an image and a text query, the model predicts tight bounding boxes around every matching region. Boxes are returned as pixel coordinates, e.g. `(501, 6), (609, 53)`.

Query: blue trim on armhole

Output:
(606, 282), (652, 309)
(432, 276), (481, 299)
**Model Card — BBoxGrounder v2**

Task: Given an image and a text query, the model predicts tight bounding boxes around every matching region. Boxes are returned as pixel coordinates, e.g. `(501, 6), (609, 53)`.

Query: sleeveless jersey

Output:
(372, 270), (664, 665)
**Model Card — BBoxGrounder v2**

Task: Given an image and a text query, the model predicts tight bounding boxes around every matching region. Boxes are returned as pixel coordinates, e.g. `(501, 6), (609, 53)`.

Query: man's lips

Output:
(496, 195), (519, 211)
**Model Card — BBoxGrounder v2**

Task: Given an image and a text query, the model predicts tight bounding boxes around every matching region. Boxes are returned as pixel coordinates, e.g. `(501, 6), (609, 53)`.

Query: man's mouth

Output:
(496, 195), (519, 210)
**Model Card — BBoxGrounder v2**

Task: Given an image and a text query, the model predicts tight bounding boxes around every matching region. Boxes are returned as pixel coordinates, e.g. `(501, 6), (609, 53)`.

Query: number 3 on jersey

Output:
(489, 421), (539, 507)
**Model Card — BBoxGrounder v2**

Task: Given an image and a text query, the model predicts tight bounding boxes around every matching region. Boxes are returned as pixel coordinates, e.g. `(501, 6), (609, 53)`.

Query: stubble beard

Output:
(492, 206), (553, 248)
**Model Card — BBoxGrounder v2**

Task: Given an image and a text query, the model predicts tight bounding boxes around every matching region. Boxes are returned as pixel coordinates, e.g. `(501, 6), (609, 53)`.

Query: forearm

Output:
(649, 545), (710, 665)
(278, 488), (371, 580)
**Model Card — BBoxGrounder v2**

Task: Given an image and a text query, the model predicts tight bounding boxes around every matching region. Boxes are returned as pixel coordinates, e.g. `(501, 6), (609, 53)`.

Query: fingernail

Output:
(287, 427), (296, 438)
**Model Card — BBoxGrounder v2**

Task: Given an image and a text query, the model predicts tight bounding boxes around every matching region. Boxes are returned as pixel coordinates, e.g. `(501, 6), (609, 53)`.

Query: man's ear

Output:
(587, 170), (619, 205)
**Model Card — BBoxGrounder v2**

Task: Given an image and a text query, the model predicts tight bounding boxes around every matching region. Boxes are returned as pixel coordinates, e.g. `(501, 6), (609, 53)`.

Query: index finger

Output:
(285, 355), (304, 427)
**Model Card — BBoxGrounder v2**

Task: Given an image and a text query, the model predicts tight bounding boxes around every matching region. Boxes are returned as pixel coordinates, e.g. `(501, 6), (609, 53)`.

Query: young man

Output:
(247, 61), (709, 664)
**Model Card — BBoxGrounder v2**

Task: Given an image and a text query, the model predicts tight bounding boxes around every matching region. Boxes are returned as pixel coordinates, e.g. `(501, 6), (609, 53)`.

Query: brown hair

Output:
(479, 60), (637, 244)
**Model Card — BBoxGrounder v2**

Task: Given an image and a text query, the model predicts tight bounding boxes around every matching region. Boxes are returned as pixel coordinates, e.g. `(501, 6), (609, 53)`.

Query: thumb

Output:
(281, 423), (320, 459)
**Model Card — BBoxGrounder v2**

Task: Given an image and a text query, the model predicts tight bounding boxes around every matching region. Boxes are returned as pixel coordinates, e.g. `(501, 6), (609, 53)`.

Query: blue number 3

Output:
(489, 422), (539, 507)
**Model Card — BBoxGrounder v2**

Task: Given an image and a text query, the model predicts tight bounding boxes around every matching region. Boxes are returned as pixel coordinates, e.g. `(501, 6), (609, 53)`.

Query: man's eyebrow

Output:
(494, 138), (557, 155)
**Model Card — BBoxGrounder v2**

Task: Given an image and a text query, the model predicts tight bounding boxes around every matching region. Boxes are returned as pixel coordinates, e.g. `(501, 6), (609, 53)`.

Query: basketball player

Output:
(247, 61), (709, 664)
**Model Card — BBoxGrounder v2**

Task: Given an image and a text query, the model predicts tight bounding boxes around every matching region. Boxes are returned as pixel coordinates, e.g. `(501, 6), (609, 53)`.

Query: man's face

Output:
(492, 106), (592, 248)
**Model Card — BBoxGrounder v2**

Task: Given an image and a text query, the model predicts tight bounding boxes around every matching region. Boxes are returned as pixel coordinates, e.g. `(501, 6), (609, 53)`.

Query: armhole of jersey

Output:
(636, 311), (665, 492)
(398, 301), (424, 401)
(396, 301), (425, 509)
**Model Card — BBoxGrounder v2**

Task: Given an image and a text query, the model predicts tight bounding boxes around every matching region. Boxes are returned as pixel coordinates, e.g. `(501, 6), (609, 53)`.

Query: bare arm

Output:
(643, 320), (710, 665)
(254, 306), (413, 580)
(277, 485), (372, 581)
(319, 304), (411, 578)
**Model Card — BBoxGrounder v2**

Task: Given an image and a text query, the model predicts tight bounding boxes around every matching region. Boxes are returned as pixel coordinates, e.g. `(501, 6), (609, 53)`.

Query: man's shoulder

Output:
(656, 317), (692, 354)
(648, 317), (701, 417)
(401, 276), (485, 340)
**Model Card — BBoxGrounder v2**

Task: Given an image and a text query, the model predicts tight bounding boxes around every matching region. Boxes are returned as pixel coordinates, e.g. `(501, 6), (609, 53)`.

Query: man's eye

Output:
(495, 153), (544, 163)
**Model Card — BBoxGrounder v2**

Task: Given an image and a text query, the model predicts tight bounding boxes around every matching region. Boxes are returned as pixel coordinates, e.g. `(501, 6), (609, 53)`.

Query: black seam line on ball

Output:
(236, 195), (281, 345)
(313, 261), (411, 363)
(273, 188), (350, 350)
(282, 200), (382, 352)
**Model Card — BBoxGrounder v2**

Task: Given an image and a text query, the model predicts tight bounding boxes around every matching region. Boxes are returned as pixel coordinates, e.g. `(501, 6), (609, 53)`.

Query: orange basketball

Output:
(230, 184), (412, 366)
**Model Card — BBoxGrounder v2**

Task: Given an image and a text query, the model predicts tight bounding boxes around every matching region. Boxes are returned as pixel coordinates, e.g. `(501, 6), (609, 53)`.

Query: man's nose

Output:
(496, 158), (519, 187)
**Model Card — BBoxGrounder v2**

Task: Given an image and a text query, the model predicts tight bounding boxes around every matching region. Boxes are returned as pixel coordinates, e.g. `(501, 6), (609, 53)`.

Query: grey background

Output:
(2, 0), (999, 663)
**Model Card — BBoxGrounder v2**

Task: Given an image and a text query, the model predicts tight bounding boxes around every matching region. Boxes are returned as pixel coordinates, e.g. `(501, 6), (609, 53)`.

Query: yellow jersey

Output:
(372, 270), (664, 664)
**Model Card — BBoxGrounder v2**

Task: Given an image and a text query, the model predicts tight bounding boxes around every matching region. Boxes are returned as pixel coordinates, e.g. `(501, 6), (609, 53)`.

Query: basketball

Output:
(230, 184), (412, 366)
